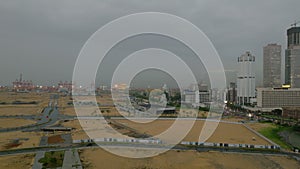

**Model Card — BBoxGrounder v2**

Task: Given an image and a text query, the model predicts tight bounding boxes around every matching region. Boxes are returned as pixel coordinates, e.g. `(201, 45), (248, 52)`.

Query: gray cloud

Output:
(0, 0), (299, 87)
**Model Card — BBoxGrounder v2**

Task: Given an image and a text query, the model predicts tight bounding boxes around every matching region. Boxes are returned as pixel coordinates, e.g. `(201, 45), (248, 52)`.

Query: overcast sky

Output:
(0, 0), (299, 87)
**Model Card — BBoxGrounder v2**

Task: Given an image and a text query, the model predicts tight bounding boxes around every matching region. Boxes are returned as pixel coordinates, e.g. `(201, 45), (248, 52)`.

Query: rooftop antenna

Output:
(291, 20), (300, 27)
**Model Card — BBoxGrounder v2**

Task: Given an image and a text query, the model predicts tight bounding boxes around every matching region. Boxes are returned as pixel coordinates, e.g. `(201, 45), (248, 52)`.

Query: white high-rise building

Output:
(237, 51), (256, 105)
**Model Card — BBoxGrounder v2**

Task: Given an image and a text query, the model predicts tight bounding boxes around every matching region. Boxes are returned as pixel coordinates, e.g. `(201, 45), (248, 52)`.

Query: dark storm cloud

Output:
(0, 0), (299, 86)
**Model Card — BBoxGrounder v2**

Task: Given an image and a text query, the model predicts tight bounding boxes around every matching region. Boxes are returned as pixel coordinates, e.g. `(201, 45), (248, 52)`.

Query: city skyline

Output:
(1, 2), (300, 169)
(0, 0), (300, 87)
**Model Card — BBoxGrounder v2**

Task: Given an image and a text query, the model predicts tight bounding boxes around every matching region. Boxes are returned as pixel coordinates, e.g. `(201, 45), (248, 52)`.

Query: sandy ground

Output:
(96, 95), (114, 105)
(63, 120), (89, 140)
(0, 92), (50, 107)
(0, 131), (42, 151)
(57, 95), (72, 107)
(114, 119), (270, 145)
(80, 148), (300, 169)
(0, 154), (34, 169)
(60, 107), (77, 116)
(0, 118), (36, 129)
(64, 118), (270, 145)
(59, 106), (119, 117)
(63, 118), (133, 140)
(0, 92), (57, 116)
(0, 106), (42, 116)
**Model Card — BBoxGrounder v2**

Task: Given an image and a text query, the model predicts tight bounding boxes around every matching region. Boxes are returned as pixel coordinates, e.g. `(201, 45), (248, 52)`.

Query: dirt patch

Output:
(48, 135), (64, 144)
(3, 142), (22, 149)
(0, 154), (35, 169)
(0, 131), (41, 151)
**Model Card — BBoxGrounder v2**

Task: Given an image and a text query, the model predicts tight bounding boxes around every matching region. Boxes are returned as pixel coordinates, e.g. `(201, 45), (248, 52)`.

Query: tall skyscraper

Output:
(263, 44), (282, 88)
(285, 26), (300, 88)
(237, 51), (256, 105)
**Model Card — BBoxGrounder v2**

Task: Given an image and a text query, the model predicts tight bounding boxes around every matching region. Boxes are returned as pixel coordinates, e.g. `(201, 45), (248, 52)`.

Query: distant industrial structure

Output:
(263, 44), (282, 88)
(237, 51), (256, 105)
(58, 81), (73, 92)
(12, 74), (34, 92)
(285, 25), (300, 88)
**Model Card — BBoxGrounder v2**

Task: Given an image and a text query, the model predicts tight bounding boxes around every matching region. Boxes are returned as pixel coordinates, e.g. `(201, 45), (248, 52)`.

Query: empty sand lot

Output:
(0, 92), (50, 106)
(113, 119), (271, 145)
(0, 118), (36, 129)
(0, 106), (41, 116)
(0, 131), (42, 151)
(0, 154), (34, 169)
(80, 148), (300, 169)
(63, 119), (132, 140)
(0, 91), (47, 116)
(60, 107), (77, 116)
(64, 118), (271, 145)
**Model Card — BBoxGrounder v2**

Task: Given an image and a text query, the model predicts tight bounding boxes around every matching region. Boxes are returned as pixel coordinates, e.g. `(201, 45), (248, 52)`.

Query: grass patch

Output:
(289, 132), (300, 148)
(38, 150), (65, 169)
(258, 125), (292, 150)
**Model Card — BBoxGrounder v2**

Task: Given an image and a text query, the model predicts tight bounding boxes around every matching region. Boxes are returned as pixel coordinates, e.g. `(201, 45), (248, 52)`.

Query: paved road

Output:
(39, 136), (48, 146)
(31, 96), (62, 169)
(23, 99), (67, 132)
(0, 142), (299, 167)
(0, 99), (70, 133)
(32, 151), (45, 169)
(0, 142), (299, 158)
(62, 150), (83, 169)
(32, 129), (49, 169)
(61, 134), (73, 145)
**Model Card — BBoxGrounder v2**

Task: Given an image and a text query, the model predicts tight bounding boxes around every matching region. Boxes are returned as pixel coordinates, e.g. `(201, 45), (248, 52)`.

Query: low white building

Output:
(257, 88), (300, 108)
(183, 90), (199, 104)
